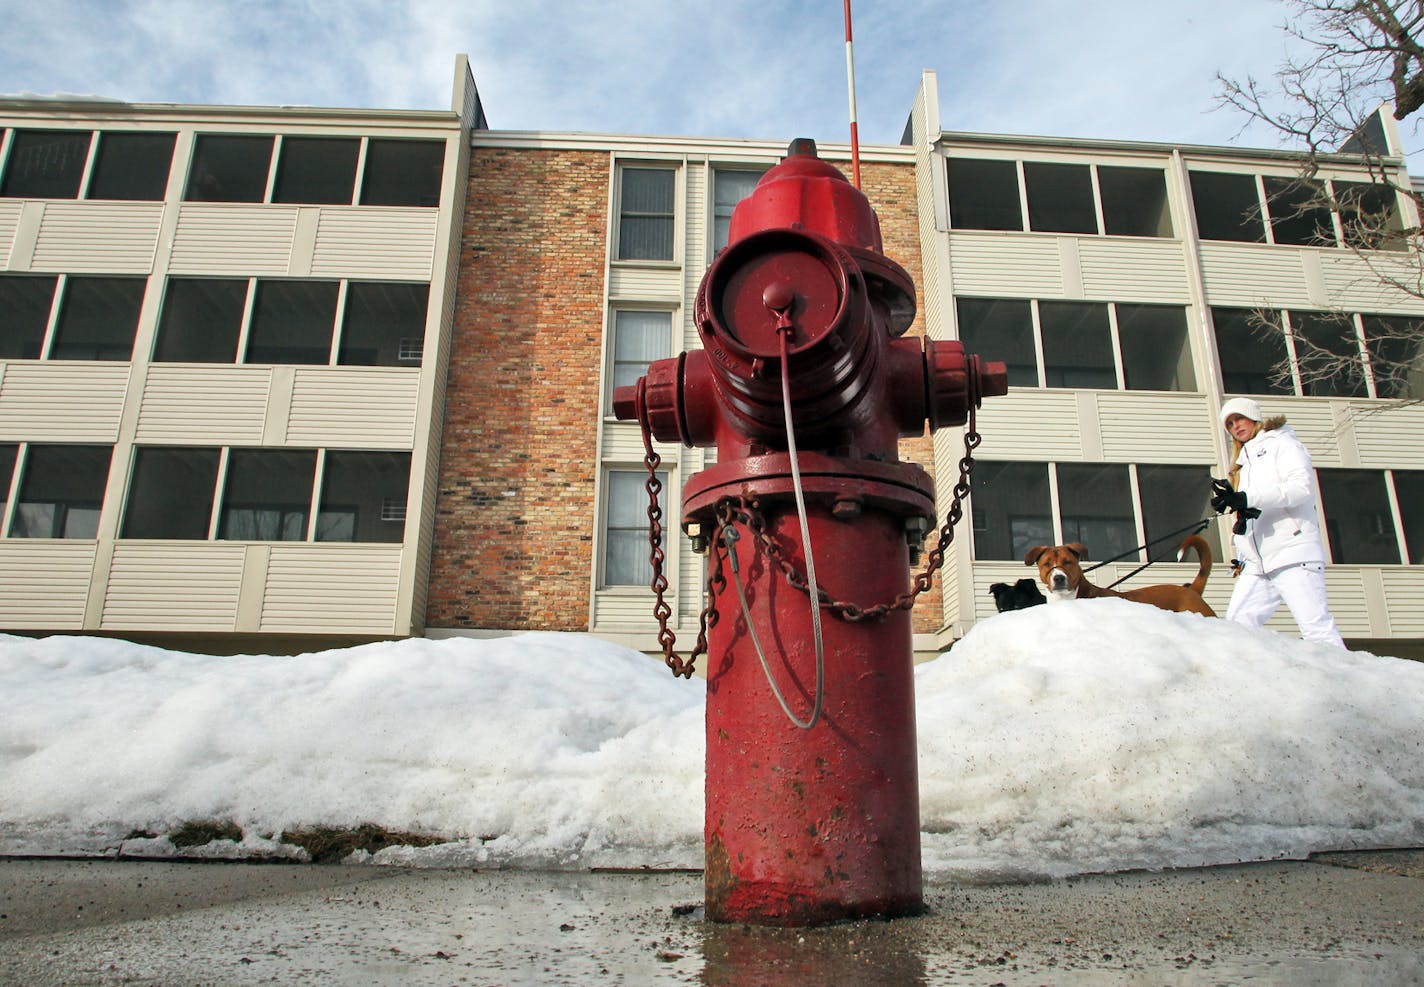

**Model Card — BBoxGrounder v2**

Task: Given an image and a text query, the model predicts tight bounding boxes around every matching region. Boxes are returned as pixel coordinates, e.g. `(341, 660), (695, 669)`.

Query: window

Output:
(360, 139), (444, 207)
(1, 130), (92, 199)
(609, 310), (672, 411)
(1288, 311), (1368, 397)
(1057, 463), (1137, 562)
(8, 445), (111, 538)
(1264, 177), (1334, 246)
(315, 451), (411, 543)
(1212, 307), (1291, 395)
(604, 469), (665, 585)
(1361, 315), (1424, 400)
(121, 447), (219, 539)
(970, 461), (1052, 560)
(1336, 181), (1404, 250)
(1024, 162), (1096, 234)
(87, 132), (175, 201)
(617, 168), (675, 261)
(1039, 301), (1115, 389)
(185, 135), (273, 202)
(0, 444), (15, 522)
(49, 277), (144, 360)
(218, 449), (316, 541)
(947, 158), (1022, 231)
(153, 279), (248, 363)
(1395, 471), (1424, 564)
(1190, 171), (1264, 242)
(1137, 464), (1221, 559)
(0, 275), (57, 359)
(956, 298), (1037, 386)
(244, 281), (337, 364)
(1318, 469), (1401, 564)
(338, 282), (428, 366)
(1098, 166), (1172, 237)
(273, 137), (360, 205)
(712, 169), (764, 252)
(1117, 304), (1195, 391)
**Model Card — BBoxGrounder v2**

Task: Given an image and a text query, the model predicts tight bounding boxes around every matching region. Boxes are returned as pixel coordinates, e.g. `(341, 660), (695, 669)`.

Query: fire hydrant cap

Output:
(727, 139), (884, 253)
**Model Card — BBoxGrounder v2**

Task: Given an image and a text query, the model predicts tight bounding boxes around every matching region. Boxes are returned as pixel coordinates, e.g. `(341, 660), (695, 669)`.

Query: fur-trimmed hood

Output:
(1227, 415), (1289, 486)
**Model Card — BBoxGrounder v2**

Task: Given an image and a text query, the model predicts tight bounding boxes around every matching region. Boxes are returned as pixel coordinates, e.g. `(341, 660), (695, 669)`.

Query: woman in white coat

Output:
(1210, 397), (1346, 648)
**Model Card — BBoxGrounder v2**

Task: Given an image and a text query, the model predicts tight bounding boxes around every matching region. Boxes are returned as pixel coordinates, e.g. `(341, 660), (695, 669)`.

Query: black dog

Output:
(990, 577), (1047, 613)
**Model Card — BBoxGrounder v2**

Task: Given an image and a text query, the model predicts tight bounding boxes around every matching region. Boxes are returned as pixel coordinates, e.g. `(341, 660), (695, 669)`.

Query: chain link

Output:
(639, 407), (982, 675)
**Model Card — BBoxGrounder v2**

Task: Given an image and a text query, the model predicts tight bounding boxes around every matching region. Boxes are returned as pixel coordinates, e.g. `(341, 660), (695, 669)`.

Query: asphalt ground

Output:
(2, 851), (1423, 985)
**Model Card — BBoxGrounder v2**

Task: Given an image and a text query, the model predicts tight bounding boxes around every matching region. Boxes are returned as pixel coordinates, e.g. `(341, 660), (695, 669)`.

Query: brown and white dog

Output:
(1023, 535), (1216, 617)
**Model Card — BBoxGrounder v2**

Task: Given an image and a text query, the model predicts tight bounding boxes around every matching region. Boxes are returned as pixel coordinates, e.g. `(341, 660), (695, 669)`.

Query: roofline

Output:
(469, 129), (915, 163)
(0, 95), (460, 127)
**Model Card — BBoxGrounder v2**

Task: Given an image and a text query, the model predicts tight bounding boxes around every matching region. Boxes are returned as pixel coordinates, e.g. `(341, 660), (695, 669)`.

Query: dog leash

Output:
(1083, 518), (1214, 589)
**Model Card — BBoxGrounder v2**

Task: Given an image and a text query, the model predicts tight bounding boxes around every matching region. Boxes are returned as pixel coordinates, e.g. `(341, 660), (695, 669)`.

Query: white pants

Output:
(1226, 561), (1345, 648)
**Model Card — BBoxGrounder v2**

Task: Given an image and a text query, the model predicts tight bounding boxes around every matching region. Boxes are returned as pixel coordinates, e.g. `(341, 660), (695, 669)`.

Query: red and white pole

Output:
(843, 0), (861, 188)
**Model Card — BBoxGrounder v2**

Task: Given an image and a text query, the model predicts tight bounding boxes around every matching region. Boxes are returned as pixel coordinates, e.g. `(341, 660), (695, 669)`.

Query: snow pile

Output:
(1, 599), (1421, 879)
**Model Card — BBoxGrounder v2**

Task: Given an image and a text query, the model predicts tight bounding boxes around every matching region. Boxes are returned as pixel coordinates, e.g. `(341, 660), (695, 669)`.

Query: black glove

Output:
(1232, 507), (1262, 535)
(1210, 478), (1248, 514)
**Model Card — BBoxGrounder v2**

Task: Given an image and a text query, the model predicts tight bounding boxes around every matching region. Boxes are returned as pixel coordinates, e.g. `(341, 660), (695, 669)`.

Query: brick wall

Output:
(427, 147), (608, 630)
(860, 160), (946, 633)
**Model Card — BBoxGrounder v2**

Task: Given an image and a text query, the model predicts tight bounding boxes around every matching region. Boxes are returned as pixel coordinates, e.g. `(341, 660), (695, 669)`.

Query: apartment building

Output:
(907, 71), (1424, 657)
(0, 58), (481, 651)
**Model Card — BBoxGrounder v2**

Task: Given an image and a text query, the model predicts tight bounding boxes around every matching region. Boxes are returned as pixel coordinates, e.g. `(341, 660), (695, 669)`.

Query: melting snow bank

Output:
(1, 601), (1422, 880)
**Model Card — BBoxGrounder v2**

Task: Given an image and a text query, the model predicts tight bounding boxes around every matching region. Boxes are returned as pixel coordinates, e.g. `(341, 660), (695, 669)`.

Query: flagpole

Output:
(843, 0), (860, 188)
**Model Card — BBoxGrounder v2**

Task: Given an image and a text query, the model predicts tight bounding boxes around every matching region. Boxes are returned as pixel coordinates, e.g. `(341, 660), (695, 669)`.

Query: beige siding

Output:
(1252, 399), (1347, 467)
(284, 368), (419, 448)
(972, 390), (1084, 460)
(100, 544), (245, 631)
(594, 588), (662, 628)
(169, 205), (297, 275)
(136, 366), (272, 445)
(1319, 252), (1424, 311)
(600, 422), (683, 463)
(1380, 569), (1424, 635)
(259, 545), (401, 633)
(309, 208), (438, 280)
(608, 266), (683, 300)
(1097, 392), (1217, 463)
(1351, 404), (1424, 469)
(1078, 239), (1191, 303)
(30, 202), (163, 274)
(0, 542), (96, 628)
(948, 232), (1064, 298)
(0, 200), (21, 263)
(0, 363), (130, 442)
(1198, 244), (1315, 308)
(1322, 568), (1375, 636)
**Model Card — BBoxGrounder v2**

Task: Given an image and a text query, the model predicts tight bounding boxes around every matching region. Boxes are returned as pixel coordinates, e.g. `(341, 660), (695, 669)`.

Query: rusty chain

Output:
(639, 407), (981, 675)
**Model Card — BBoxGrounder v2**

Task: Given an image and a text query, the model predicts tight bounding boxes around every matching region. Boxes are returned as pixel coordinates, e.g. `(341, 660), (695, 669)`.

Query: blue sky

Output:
(0, 0), (1406, 159)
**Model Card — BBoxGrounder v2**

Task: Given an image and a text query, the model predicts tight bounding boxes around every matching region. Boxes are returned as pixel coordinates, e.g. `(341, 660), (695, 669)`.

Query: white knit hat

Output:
(1219, 396), (1264, 427)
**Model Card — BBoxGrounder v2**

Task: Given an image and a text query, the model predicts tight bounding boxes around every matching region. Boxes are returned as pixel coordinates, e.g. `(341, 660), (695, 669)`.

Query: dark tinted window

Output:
(219, 449), (316, 541)
(1213, 307), (1291, 395)
(1, 130), (91, 199)
(1290, 311), (1368, 397)
(1058, 463), (1136, 562)
(617, 168), (676, 260)
(185, 135), (273, 202)
(1264, 177), (1335, 246)
(153, 279), (247, 363)
(1099, 166), (1172, 237)
(316, 451), (411, 543)
(956, 297), (1037, 386)
(1137, 464), (1221, 559)
(1190, 171), (1264, 242)
(273, 137), (360, 204)
(0, 275), (57, 359)
(87, 132), (175, 200)
(9, 445), (111, 538)
(338, 282), (428, 366)
(360, 139), (444, 207)
(1117, 304), (1195, 391)
(122, 447), (220, 539)
(971, 461), (1052, 560)
(1362, 315), (1424, 400)
(947, 158), (1021, 231)
(1024, 162), (1096, 234)
(49, 277), (144, 360)
(1040, 301), (1115, 389)
(1395, 470), (1424, 564)
(244, 281), (337, 364)
(1318, 469), (1401, 564)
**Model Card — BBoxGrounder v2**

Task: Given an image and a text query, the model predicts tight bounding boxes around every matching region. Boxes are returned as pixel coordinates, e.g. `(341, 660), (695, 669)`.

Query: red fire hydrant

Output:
(614, 139), (1006, 925)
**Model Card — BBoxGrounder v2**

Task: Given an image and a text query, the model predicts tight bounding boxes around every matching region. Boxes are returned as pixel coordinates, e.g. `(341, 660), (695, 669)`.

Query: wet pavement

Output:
(2, 852), (1423, 985)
